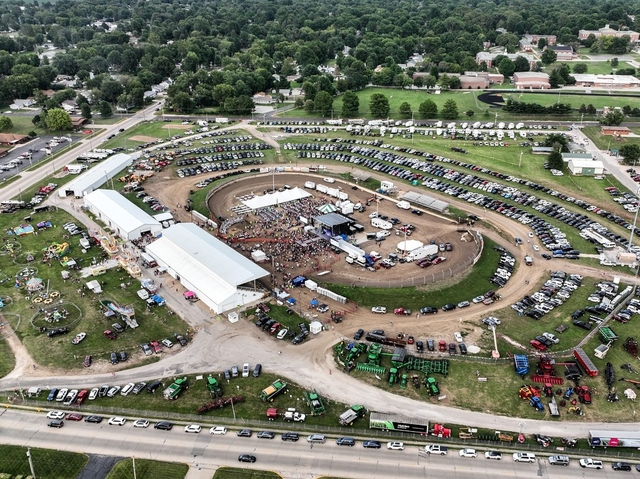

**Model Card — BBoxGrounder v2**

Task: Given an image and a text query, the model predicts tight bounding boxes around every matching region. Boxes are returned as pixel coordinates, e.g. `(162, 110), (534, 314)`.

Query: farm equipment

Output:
(530, 396), (544, 411)
(513, 354), (530, 377)
(577, 385), (592, 404)
(573, 348), (599, 377)
(400, 374), (408, 388)
(599, 326), (619, 343)
(605, 362), (615, 389)
(498, 433), (514, 442)
(458, 427), (477, 440)
(388, 367), (398, 384)
(339, 405), (367, 426)
(411, 375), (421, 389)
(519, 385), (541, 400)
(619, 378), (640, 389)
(568, 406), (584, 416)
(621, 363), (638, 374)
(304, 390), (326, 415)
(425, 377), (440, 396)
(561, 438), (578, 447)
(331, 310), (345, 323)
(207, 375), (223, 398)
(163, 377), (188, 400)
(266, 407), (306, 422)
(532, 356), (563, 385)
(534, 434), (553, 447)
(197, 395), (244, 414)
(260, 379), (288, 402)
(623, 337), (638, 357)
(431, 423), (451, 438)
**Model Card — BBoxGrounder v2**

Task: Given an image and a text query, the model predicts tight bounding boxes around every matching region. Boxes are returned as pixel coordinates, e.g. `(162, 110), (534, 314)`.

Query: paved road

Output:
(0, 409), (616, 479)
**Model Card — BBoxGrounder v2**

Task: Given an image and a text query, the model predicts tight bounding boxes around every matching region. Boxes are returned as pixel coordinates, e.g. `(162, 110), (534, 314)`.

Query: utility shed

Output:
(146, 223), (269, 314)
(567, 159), (604, 176)
(84, 190), (162, 241)
(58, 153), (134, 197)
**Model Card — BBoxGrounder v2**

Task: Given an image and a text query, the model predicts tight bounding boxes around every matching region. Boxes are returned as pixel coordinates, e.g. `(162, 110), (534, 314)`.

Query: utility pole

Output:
(518, 150), (523, 168)
(132, 456), (137, 479)
(27, 448), (37, 479)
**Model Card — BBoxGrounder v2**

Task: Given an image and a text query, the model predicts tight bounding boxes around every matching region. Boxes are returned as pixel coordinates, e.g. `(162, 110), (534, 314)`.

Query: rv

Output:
(371, 218), (393, 230)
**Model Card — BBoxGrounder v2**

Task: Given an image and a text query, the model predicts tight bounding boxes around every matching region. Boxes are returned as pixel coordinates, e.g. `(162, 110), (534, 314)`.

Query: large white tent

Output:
(58, 153), (134, 198)
(242, 187), (311, 210)
(397, 239), (424, 252)
(146, 223), (268, 314)
(84, 189), (162, 241)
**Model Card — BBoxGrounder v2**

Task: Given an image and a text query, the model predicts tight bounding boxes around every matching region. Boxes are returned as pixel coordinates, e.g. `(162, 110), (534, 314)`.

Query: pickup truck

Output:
(424, 445), (448, 455)
(579, 458), (603, 469)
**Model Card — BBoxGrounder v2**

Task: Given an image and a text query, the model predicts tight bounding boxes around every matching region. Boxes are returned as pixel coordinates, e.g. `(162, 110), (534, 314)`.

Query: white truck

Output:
(284, 409), (306, 422)
(425, 444), (448, 455)
(396, 200), (411, 210)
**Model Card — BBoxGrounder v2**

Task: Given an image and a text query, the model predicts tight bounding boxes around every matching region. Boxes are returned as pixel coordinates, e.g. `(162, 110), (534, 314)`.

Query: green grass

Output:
(0, 338), (15, 379)
(507, 91), (640, 111)
(106, 459), (188, 479)
(542, 60), (634, 75)
(2, 114), (47, 136)
(99, 121), (184, 150)
(213, 468), (281, 479)
(325, 237), (501, 308)
(582, 126), (640, 151)
(0, 208), (189, 372)
(0, 445), (88, 479)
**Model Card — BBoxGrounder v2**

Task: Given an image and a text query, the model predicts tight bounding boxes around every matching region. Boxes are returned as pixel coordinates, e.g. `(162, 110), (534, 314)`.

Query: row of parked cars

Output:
(255, 310), (309, 345)
(512, 271), (582, 320)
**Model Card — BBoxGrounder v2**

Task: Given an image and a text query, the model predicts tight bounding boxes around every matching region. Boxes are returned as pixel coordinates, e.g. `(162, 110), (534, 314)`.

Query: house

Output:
(567, 159), (604, 176)
(573, 74), (640, 88)
(0, 133), (29, 146)
(546, 45), (575, 61)
(475, 51), (537, 70)
(601, 126), (631, 136)
(578, 24), (639, 42)
(252, 92), (276, 105)
(61, 100), (77, 113)
(513, 72), (550, 89)
(10, 99), (36, 110)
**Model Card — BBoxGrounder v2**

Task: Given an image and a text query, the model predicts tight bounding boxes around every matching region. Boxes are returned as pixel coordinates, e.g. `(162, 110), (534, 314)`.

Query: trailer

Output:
(573, 348), (599, 377)
(339, 405), (366, 426)
(163, 377), (188, 400)
(514, 354), (530, 377)
(369, 412), (429, 434)
(260, 379), (288, 402)
(365, 332), (407, 347)
(589, 430), (640, 448)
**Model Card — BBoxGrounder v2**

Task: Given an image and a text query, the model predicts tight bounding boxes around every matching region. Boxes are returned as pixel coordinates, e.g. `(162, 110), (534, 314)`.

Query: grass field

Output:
(582, 126), (640, 151)
(0, 445), (88, 479)
(105, 459), (188, 479)
(326, 237), (501, 309)
(506, 90), (640, 110)
(542, 60), (632, 75)
(0, 207), (189, 371)
(99, 121), (179, 150)
(2, 114), (46, 136)
(213, 468), (281, 479)
(0, 339), (15, 378)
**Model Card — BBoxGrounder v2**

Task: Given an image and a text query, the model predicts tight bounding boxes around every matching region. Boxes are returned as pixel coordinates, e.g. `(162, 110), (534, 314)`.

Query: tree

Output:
(0, 115), (12, 131)
(587, 104), (597, 115)
(294, 98), (304, 108)
(465, 110), (475, 118)
(611, 57), (619, 67)
(418, 99), (438, 118)
(304, 100), (315, 114)
(620, 144), (640, 165)
(578, 103), (587, 114)
(99, 101), (113, 118)
(548, 151), (564, 170)
(44, 108), (72, 131)
(398, 102), (412, 119)
(341, 90), (359, 117)
(172, 92), (195, 112)
(498, 58), (515, 77)
(573, 63), (588, 74)
(548, 69), (562, 88)
(541, 49), (557, 65)
(600, 110), (624, 126)
(369, 93), (390, 118)
(80, 103), (92, 120)
(537, 38), (547, 50)
(513, 56), (530, 72)
(314, 91), (334, 116)
(441, 99), (459, 120)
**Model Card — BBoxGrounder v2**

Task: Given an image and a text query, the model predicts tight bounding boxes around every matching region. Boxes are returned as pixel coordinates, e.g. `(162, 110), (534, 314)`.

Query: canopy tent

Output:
(397, 239), (424, 252)
(317, 203), (337, 214)
(309, 321), (323, 334)
(251, 250), (267, 262)
(26, 278), (43, 291)
(242, 187), (311, 210)
(309, 298), (319, 307)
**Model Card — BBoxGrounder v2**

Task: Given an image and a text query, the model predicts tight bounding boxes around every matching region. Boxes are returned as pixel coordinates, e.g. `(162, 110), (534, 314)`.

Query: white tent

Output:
(397, 239), (424, 252)
(309, 321), (323, 334)
(242, 187), (311, 210)
(251, 250), (267, 262)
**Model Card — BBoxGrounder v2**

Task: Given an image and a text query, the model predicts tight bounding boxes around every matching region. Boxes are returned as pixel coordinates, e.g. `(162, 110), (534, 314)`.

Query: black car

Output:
(371, 329), (385, 336)
(612, 462), (631, 471)
(363, 440), (381, 449)
(84, 415), (103, 423)
(420, 307), (438, 314)
(238, 454), (256, 463)
(442, 303), (456, 311)
(572, 309), (585, 319)
(573, 320), (592, 330)
(252, 364), (262, 378)
(118, 351), (127, 362)
(154, 421), (173, 430)
(541, 254), (552, 260)
(223, 370), (231, 380)
(336, 437), (356, 446)
(47, 327), (69, 338)
(448, 343), (457, 355)
(237, 429), (253, 437)
(110, 352), (118, 365)
(459, 343), (468, 354)
(291, 333), (305, 345)
(173, 333), (188, 346)
(354, 329), (364, 340)
(426, 339), (435, 351)
(416, 340), (424, 352)
(146, 380), (161, 393)
(281, 432), (299, 442)
(48, 420), (64, 428)
(257, 431), (275, 439)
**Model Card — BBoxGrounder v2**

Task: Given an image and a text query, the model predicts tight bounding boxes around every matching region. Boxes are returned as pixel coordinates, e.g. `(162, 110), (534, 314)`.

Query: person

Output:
(278, 351), (281, 355)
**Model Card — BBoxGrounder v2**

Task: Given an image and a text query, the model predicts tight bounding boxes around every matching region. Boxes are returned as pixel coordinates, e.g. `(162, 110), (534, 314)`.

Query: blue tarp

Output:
(151, 294), (165, 306)
(292, 275), (306, 286)
(310, 298), (318, 307)
(286, 297), (297, 305)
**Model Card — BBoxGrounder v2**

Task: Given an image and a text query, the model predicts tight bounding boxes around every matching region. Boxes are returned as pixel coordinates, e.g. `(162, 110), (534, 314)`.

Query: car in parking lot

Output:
(238, 454), (256, 463)
(459, 343), (468, 354)
(83, 355), (92, 367)
(386, 441), (404, 450)
(371, 306), (387, 314)
(140, 343), (153, 355)
(65, 413), (83, 421)
(149, 340), (163, 353)
(611, 462), (631, 471)
(252, 364), (262, 377)
(184, 424), (201, 433)
(242, 363), (250, 377)
(579, 458), (603, 469)
(103, 330), (117, 340)
(459, 448), (477, 458)
(448, 343), (457, 355)
(420, 307), (438, 314)
(484, 451), (502, 460)
(48, 419), (64, 428)
(573, 320), (592, 330)
(336, 437), (356, 446)
(108, 417), (127, 426)
(281, 432), (299, 441)
(133, 419), (150, 428)
(548, 455), (570, 466)
(454, 332), (463, 342)
(442, 303), (456, 311)
(257, 431), (275, 439)
(110, 352), (118, 364)
(210, 426), (227, 435)
(84, 415), (103, 423)
(154, 421), (173, 430)
(47, 411), (65, 420)
(161, 338), (174, 348)
(363, 440), (381, 449)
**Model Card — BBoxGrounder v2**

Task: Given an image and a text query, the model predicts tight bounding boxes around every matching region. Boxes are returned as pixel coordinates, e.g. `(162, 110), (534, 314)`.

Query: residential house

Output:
(10, 98), (36, 110)
(578, 24), (639, 42)
(252, 92), (276, 105)
(61, 100), (78, 113)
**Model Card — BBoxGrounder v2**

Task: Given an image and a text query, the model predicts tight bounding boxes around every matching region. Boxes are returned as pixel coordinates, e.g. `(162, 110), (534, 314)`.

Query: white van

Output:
(323, 177), (335, 184)
(396, 201), (410, 210)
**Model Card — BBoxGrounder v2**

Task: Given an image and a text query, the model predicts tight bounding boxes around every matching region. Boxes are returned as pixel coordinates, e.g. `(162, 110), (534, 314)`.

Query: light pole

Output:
(27, 448), (37, 479)
(627, 186), (640, 252)
(518, 150), (523, 168)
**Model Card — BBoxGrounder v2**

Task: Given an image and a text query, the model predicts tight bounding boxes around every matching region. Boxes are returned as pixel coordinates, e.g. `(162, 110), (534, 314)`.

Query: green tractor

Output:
(207, 375), (222, 398)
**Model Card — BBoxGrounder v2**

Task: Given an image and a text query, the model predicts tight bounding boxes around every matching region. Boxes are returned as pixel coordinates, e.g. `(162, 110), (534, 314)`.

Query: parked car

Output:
(579, 458), (603, 469)
(611, 462), (631, 471)
(281, 432), (299, 442)
(108, 417), (127, 426)
(48, 420), (64, 428)
(354, 329), (364, 340)
(133, 419), (150, 428)
(371, 306), (387, 314)
(442, 303), (456, 311)
(459, 448), (477, 458)
(513, 452), (536, 463)
(238, 454), (256, 463)
(154, 421), (173, 430)
(257, 431), (275, 439)
(386, 441), (404, 450)
(485, 451), (502, 460)
(237, 429), (252, 437)
(210, 426), (227, 435)
(363, 440), (381, 449)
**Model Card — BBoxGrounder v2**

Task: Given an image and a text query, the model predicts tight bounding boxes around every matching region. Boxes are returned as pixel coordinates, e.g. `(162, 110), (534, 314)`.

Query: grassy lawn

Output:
(507, 91), (640, 111)
(0, 208), (189, 372)
(0, 339), (15, 378)
(326, 237), (501, 308)
(99, 121), (184, 150)
(542, 60), (630, 75)
(0, 445), (88, 479)
(3, 114), (46, 136)
(213, 468), (281, 479)
(106, 459), (188, 479)
(582, 126), (640, 151)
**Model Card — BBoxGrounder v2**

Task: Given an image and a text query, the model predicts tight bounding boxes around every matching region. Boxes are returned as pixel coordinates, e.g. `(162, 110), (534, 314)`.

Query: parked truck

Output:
(339, 405), (367, 426)
(260, 379), (288, 402)
(425, 444), (448, 455)
(369, 412), (429, 433)
(573, 348), (599, 377)
(163, 377), (188, 400)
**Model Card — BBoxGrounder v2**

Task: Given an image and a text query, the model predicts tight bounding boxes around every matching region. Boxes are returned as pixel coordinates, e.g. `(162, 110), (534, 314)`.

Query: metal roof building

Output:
(58, 153), (134, 198)
(400, 191), (449, 213)
(146, 223), (268, 314)
(83, 189), (162, 241)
